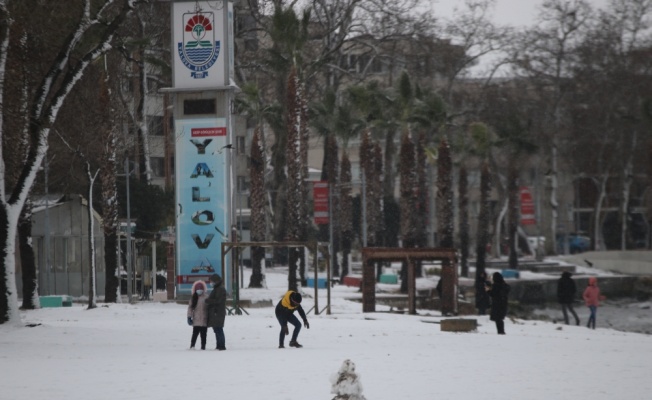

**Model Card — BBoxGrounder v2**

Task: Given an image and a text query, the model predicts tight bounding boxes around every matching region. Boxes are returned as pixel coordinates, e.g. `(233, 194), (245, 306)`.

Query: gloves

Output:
(304, 320), (310, 329)
(187, 317), (193, 326)
(282, 324), (289, 335)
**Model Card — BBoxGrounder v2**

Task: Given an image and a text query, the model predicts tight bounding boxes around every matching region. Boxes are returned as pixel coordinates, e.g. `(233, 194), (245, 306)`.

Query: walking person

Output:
(583, 277), (605, 329)
(557, 271), (580, 325)
(475, 271), (491, 315)
(206, 274), (227, 350)
(187, 280), (209, 350)
(275, 290), (309, 348)
(486, 272), (510, 335)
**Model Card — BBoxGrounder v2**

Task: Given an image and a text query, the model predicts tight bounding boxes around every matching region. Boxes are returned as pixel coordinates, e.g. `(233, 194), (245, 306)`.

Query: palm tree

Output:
(310, 89), (364, 278)
(264, 4), (311, 253)
(437, 136), (454, 248)
(487, 88), (538, 268)
(249, 127), (266, 288)
(339, 151), (353, 279)
(469, 122), (493, 301)
(235, 83), (277, 288)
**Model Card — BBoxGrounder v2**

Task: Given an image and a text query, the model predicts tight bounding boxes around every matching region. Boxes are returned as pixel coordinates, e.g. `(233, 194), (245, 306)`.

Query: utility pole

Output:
(125, 156), (133, 303)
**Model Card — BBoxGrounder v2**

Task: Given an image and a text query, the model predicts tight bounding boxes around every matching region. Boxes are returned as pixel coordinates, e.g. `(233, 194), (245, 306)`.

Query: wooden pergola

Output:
(361, 247), (458, 315)
(221, 241), (331, 315)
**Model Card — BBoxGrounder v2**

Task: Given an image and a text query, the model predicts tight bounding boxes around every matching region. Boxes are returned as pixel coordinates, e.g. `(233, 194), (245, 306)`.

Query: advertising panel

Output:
(175, 118), (229, 295)
(313, 181), (329, 225)
(520, 186), (536, 225)
(172, 1), (228, 88)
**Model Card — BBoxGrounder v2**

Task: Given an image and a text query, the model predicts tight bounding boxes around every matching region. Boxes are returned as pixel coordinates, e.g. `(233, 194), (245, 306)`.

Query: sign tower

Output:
(164, 0), (236, 297)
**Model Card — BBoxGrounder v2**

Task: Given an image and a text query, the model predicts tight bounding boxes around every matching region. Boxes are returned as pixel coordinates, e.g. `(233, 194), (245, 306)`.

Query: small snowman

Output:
(330, 359), (366, 400)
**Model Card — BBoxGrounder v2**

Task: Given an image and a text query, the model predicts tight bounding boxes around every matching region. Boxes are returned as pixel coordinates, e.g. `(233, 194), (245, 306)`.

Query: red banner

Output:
(191, 127), (226, 137)
(313, 181), (329, 225)
(520, 186), (536, 225)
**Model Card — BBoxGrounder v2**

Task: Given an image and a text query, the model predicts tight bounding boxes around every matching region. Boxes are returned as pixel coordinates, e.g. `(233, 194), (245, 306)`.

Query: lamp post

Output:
(125, 156), (133, 303)
(44, 154), (54, 295)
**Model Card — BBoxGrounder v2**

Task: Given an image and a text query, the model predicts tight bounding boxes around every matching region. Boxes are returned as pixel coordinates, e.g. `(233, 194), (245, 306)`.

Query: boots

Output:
(289, 340), (303, 348)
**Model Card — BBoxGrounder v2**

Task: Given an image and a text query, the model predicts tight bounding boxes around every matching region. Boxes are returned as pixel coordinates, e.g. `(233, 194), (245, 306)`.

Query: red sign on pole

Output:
(313, 181), (329, 225)
(520, 186), (536, 225)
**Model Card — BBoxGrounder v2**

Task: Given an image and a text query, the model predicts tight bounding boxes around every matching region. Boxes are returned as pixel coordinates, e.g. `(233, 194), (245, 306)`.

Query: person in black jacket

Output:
(206, 274), (227, 350)
(275, 290), (309, 348)
(557, 271), (580, 325)
(486, 272), (510, 335)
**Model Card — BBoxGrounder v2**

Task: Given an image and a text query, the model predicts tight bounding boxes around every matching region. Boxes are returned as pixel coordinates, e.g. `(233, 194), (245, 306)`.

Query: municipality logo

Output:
(178, 12), (220, 79)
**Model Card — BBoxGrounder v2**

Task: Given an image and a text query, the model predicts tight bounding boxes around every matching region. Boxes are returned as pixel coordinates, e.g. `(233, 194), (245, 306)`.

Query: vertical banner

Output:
(175, 118), (229, 295)
(227, 1), (235, 83)
(172, 1), (227, 88)
(520, 186), (536, 225)
(313, 181), (329, 225)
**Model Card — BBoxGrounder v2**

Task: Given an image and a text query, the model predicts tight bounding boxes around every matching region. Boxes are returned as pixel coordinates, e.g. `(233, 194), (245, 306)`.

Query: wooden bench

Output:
(440, 318), (477, 332)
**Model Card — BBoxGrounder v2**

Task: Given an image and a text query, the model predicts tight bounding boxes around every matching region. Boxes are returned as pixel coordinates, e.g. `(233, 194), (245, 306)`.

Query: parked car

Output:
(557, 233), (591, 254)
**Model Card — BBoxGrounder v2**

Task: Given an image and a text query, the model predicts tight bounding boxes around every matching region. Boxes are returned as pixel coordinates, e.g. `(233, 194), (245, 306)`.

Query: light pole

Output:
(44, 154), (55, 295)
(125, 156), (133, 303)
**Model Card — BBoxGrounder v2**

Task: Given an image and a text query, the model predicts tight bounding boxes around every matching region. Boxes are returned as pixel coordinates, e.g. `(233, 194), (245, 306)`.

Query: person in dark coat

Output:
(557, 271), (580, 325)
(475, 271), (491, 315)
(486, 272), (510, 334)
(275, 290), (309, 348)
(205, 274), (227, 350)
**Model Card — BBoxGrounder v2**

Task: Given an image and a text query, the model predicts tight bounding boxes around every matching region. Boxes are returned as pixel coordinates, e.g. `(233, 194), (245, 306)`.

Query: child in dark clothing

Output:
(275, 290), (309, 348)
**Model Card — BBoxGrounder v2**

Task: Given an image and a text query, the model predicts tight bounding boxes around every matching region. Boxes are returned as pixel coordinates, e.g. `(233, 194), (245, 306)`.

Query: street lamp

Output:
(121, 156), (135, 303)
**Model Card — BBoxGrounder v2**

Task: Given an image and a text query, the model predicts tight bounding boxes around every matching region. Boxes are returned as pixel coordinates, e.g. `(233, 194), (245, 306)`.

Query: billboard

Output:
(520, 186), (536, 225)
(175, 118), (229, 295)
(313, 181), (329, 225)
(172, 1), (229, 88)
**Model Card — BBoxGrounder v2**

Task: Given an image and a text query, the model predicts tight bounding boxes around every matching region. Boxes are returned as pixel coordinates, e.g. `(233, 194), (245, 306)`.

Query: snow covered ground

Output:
(2, 267), (652, 400)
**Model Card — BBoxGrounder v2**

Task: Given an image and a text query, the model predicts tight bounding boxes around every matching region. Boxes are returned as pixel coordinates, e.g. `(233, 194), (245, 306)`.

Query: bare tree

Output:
(512, 0), (593, 254)
(0, 0), (137, 325)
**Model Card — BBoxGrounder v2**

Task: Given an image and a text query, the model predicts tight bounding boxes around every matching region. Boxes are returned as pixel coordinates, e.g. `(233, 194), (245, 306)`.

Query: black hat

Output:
(210, 274), (222, 283)
(290, 292), (302, 304)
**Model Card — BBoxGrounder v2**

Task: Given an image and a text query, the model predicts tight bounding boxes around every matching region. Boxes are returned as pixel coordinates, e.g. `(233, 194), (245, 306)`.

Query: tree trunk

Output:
(474, 162), (492, 303)
(249, 127), (266, 288)
(458, 166), (469, 277)
(339, 152), (353, 280)
(19, 200), (37, 309)
(436, 136), (454, 248)
(507, 166), (519, 269)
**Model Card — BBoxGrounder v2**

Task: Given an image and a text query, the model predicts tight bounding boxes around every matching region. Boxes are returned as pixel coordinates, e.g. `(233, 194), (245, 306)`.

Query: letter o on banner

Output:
(191, 210), (215, 225)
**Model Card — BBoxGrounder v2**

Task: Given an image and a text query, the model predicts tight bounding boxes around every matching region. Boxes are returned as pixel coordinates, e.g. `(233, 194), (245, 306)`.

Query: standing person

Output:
(486, 272), (510, 335)
(583, 277), (605, 329)
(475, 271), (491, 315)
(206, 274), (227, 350)
(436, 277), (443, 299)
(557, 271), (580, 325)
(275, 290), (309, 348)
(187, 280), (209, 350)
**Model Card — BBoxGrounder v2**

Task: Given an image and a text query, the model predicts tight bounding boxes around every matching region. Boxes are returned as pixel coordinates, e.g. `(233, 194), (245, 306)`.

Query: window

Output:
(151, 157), (165, 177)
(184, 99), (215, 115)
(148, 116), (164, 136)
(237, 176), (248, 193)
(237, 136), (246, 155)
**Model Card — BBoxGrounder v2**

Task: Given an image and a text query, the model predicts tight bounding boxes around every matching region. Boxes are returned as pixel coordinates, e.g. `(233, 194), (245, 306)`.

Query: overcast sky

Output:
(431, 0), (611, 28)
